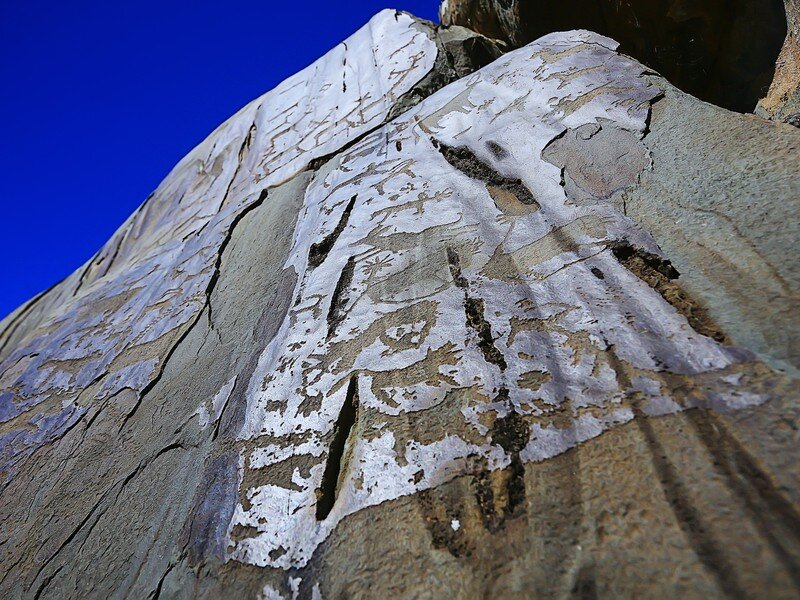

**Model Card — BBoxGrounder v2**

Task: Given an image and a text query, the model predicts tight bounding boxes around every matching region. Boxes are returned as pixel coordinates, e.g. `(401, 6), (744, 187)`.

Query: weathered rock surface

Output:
(758, 0), (800, 124)
(1, 6), (799, 600)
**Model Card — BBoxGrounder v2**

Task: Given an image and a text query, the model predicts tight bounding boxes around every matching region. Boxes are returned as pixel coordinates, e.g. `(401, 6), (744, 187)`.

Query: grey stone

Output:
(627, 80), (800, 375)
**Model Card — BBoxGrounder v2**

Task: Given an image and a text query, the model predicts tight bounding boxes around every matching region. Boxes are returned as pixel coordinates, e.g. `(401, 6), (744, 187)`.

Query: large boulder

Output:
(1, 7), (798, 600)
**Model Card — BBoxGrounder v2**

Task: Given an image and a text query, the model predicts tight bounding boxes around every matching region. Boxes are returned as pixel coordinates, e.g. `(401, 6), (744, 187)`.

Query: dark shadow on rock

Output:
(442, 0), (787, 113)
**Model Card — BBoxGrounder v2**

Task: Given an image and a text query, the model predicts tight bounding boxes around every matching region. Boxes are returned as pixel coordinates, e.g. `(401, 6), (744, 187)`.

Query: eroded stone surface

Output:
(1, 10), (798, 600)
(224, 31), (789, 572)
(0, 9), (438, 484)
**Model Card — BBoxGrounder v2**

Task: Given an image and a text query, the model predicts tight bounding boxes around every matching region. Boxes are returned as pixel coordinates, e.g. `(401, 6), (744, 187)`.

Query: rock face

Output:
(758, 0), (800, 123)
(1, 7), (799, 600)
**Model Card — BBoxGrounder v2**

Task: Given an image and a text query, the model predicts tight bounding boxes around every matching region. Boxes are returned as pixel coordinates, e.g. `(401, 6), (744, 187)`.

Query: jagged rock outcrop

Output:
(1, 6), (799, 600)
(758, 0), (800, 124)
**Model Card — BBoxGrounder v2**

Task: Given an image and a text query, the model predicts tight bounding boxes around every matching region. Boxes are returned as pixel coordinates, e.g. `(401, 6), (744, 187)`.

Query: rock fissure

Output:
(316, 376), (359, 521)
(610, 241), (728, 343)
(118, 187), (272, 434)
(435, 139), (538, 207)
(326, 257), (356, 339)
(476, 389), (529, 532)
(447, 247), (507, 371)
(308, 195), (357, 268)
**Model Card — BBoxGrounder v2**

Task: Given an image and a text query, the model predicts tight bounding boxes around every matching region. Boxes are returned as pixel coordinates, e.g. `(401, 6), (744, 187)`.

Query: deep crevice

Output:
(610, 241), (728, 343)
(149, 563), (174, 600)
(465, 297), (508, 371)
(308, 195), (356, 268)
(316, 376), (359, 520)
(118, 188), (272, 433)
(216, 122), (258, 213)
(33, 565), (63, 600)
(446, 247), (469, 289)
(434, 139), (538, 207)
(447, 247), (507, 371)
(326, 257), (356, 339)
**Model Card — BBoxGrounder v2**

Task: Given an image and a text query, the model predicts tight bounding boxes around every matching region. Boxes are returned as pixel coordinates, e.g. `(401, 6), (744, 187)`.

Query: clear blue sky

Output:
(0, 1), (438, 320)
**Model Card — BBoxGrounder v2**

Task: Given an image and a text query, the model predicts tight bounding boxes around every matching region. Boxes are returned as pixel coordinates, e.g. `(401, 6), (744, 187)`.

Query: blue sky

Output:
(0, 1), (439, 320)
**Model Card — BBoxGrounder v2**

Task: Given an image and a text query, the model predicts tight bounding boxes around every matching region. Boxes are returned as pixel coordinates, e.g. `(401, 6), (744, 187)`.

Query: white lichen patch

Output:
(0, 10), (437, 479)
(227, 31), (771, 569)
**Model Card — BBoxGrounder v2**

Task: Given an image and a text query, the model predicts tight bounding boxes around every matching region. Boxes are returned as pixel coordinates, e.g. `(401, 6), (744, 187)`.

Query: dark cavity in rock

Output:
(441, 0), (787, 113)
(611, 241), (728, 343)
(316, 376), (359, 520)
(326, 256), (356, 339)
(309, 195), (357, 268)
(435, 139), (538, 208)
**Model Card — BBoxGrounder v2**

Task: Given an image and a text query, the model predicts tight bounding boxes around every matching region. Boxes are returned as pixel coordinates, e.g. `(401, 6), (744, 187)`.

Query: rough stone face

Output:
(614, 84), (800, 375)
(758, 0), (800, 124)
(1, 7), (799, 600)
(440, 0), (790, 114)
(0, 9), (439, 484)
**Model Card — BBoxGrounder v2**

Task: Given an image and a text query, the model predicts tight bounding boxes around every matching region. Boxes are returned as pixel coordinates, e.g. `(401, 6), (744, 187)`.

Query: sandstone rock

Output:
(758, 0), (800, 124)
(1, 7), (799, 600)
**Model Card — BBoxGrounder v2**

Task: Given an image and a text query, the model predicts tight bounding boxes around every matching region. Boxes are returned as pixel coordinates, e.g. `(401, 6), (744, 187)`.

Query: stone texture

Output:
(0, 8), (439, 485)
(1, 8), (799, 600)
(758, 0), (800, 124)
(618, 82), (800, 375)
